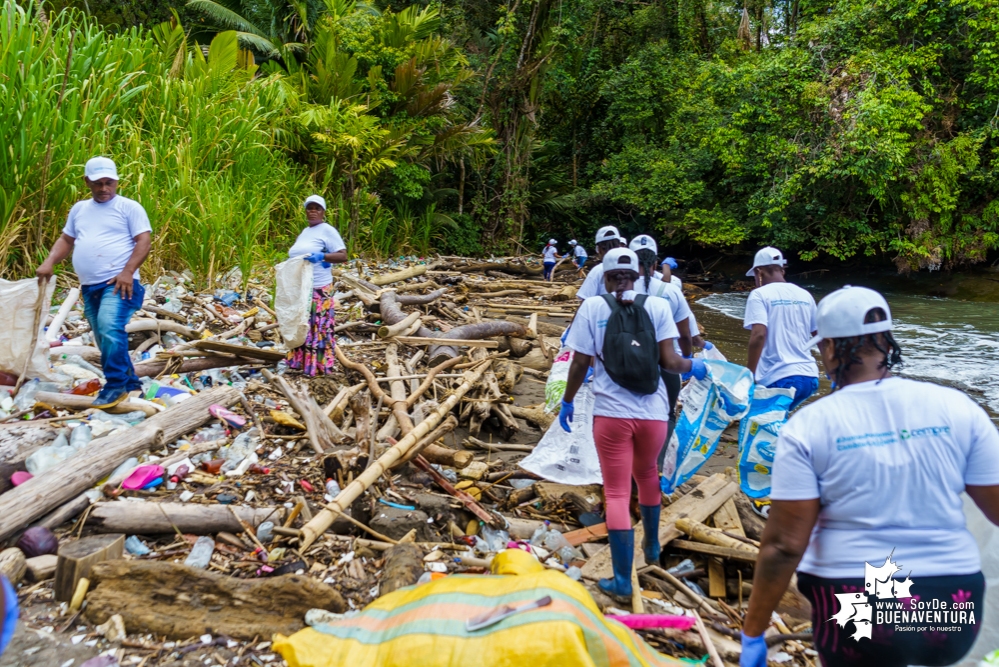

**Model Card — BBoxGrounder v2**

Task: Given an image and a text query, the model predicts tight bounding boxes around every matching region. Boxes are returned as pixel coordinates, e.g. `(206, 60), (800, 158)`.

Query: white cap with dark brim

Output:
(602, 248), (640, 274)
(806, 285), (893, 348)
(746, 246), (787, 276)
(595, 225), (622, 245)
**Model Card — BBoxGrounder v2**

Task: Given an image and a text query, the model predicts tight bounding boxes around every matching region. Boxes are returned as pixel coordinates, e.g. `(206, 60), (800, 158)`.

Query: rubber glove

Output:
(322, 261), (332, 268)
(558, 399), (574, 432)
(739, 631), (767, 667)
(305, 252), (326, 264)
(703, 341), (714, 350)
(1, 576), (18, 655)
(682, 358), (707, 382)
(584, 367), (594, 383)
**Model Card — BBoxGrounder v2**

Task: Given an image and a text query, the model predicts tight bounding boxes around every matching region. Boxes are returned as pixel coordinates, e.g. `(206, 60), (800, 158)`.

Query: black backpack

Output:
(599, 293), (661, 394)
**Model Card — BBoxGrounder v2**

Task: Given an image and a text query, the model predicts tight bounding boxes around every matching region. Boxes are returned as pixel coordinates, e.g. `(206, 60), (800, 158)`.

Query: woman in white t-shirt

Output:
(286, 195), (348, 376)
(740, 287), (999, 667)
(541, 239), (560, 281)
(560, 248), (706, 602)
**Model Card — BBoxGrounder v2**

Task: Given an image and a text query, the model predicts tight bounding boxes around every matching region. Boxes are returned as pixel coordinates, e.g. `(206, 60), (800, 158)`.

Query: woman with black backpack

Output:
(559, 248), (708, 601)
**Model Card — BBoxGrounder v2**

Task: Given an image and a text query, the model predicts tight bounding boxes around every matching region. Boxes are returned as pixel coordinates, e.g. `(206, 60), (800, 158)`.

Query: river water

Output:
(691, 280), (999, 418)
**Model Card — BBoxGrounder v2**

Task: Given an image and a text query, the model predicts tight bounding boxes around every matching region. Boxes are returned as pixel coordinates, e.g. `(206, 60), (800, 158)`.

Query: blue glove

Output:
(1, 576), (18, 656)
(682, 358), (707, 382)
(703, 341), (714, 350)
(739, 631), (767, 667)
(322, 261), (332, 268)
(305, 252), (326, 264)
(584, 367), (594, 383)
(558, 399), (574, 432)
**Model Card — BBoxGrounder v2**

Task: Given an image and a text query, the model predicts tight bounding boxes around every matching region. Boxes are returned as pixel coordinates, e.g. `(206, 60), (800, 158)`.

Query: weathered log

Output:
(675, 518), (757, 554)
(550, 284), (578, 302)
(86, 503), (282, 535)
(508, 404), (555, 431)
(84, 560), (345, 640)
(420, 443), (474, 469)
(262, 369), (345, 453)
(0, 548), (26, 585)
(132, 355), (249, 378)
(299, 359), (494, 550)
(396, 288), (446, 305)
(369, 264), (428, 286)
(378, 311), (421, 339)
(395, 414), (459, 467)
(379, 544), (424, 596)
(0, 385), (240, 542)
(125, 319), (199, 339)
(34, 391), (159, 417)
(503, 315), (567, 337)
(451, 261), (543, 276)
(428, 321), (525, 366)
(733, 492), (767, 542)
(55, 534), (124, 602)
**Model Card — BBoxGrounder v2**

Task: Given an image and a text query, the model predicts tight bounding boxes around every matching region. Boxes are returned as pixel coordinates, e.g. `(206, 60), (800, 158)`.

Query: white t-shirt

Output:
(542, 245), (558, 262)
(743, 282), (818, 384)
(577, 264), (606, 300)
(636, 277), (691, 325)
(573, 245), (587, 259)
(566, 295), (678, 421)
(62, 196), (152, 286)
(288, 223), (346, 288)
(670, 276), (682, 288)
(771, 377), (999, 578)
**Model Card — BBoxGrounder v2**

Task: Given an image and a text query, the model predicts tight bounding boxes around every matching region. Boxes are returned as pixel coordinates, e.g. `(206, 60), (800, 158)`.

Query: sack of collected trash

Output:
(737, 385), (795, 498)
(0, 277), (56, 381)
(274, 259), (314, 350)
(544, 345), (573, 412)
(274, 550), (681, 667)
(520, 382), (602, 485)
(662, 360), (753, 494)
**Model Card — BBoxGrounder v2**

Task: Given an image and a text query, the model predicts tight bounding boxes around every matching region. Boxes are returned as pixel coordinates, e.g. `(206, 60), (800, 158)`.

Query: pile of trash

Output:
(0, 256), (815, 667)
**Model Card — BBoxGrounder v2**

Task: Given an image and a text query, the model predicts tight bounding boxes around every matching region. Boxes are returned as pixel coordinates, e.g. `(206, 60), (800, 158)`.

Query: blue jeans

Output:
(81, 280), (145, 394)
(767, 375), (819, 411)
(543, 261), (556, 280)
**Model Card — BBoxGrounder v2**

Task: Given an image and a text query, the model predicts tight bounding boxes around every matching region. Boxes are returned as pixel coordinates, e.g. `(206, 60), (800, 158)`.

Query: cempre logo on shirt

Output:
(830, 552), (977, 641)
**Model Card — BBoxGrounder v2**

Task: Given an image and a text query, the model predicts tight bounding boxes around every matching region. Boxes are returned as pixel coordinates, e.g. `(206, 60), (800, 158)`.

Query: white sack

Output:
(274, 258), (314, 350)
(0, 277), (56, 381)
(519, 383), (603, 485)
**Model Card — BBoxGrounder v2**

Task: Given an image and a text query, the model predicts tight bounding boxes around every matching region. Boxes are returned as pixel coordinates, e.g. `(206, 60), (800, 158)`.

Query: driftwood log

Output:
(86, 503), (282, 535)
(34, 391), (159, 417)
(0, 385), (240, 542)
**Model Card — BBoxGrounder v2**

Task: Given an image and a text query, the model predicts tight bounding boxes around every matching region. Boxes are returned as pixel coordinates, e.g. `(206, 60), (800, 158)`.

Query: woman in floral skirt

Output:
(286, 195), (348, 375)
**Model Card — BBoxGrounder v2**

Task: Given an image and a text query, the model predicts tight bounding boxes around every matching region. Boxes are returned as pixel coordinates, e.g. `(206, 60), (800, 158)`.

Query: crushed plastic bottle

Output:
(256, 521), (274, 543)
(667, 558), (696, 577)
(480, 525), (511, 553)
(184, 536), (215, 568)
(25, 431), (75, 474)
(529, 521), (550, 547)
(69, 424), (92, 450)
(13, 379), (40, 412)
(541, 526), (584, 564)
(220, 428), (260, 472)
(565, 566), (582, 581)
(60, 354), (105, 379)
(125, 535), (151, 556)
(191, 424), (226, 444)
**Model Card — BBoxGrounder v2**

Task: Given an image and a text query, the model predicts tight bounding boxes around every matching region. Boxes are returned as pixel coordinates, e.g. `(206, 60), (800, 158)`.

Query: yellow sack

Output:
(274, 563), (683, 667)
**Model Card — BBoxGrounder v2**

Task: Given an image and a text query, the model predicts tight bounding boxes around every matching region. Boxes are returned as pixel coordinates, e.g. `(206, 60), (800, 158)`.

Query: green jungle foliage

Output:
(5, 0), (999, 278)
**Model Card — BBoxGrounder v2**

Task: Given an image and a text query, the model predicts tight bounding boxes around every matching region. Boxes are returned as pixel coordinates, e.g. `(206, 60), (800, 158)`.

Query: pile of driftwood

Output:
(0, 256), (816, 667)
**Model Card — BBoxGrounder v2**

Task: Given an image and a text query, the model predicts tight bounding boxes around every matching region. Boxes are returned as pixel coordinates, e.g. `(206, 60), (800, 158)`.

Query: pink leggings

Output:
(592, 416), (669, 530)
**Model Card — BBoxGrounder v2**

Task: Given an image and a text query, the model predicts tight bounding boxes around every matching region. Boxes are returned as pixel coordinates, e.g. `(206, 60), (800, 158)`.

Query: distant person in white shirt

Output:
(576, 225), (625, 301)
(541, 239), (560, 281)
(568, 239), (587, 279)
(286, 195), (348, 376)
(743, 247), (818, 410)
(740, 286), (999, 667)
(36, 157), (152, 409)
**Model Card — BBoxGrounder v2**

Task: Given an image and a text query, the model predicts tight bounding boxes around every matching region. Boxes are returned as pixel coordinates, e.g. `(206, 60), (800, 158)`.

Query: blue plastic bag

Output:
(662, 360), (753, 493)
(737, 385), (795, 498)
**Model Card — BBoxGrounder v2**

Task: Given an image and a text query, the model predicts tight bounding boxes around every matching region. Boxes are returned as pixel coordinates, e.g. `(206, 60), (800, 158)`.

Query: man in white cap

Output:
(568, 239), (587, 279)
(36, 156), (152, 408)
(743, 247), (818, 410)
(740, 286), (999, 667)
(576, 225), (625, 300)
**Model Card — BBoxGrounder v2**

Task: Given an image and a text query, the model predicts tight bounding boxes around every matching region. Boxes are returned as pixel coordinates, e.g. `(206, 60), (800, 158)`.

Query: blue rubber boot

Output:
(640, 504), (662, 564)
(598, 529), (634, 601)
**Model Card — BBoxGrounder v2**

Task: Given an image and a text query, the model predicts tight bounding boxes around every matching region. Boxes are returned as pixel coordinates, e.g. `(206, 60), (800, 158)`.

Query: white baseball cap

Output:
(602, 248), (639, 274)
(304, 194), (327, 210)
(548, 238), (557, 245)
(806, 286), (893, 348)
(568, 239), (577, 246)
(629, 234), (657, 254)
(85, 156), (119, 181)
(595, 225), (622, 245)
(746, 246), (787, 276)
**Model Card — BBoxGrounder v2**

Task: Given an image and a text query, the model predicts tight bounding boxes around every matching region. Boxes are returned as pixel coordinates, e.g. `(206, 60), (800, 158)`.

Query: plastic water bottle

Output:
(13, 379), (40, 412)
(61, 354), (105, 379)
(480, 525), (511, 553)
(529, 521), (550, 547)
(184, 536), (215, 568)
(125, 536), (151, 556)
(69, 424), (92, 450)
(325, 479), (341, 497)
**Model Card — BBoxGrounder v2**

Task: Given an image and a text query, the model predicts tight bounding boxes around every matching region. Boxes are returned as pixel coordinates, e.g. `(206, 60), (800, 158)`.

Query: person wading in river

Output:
(560, 248), (706, 601)
(36, 157), (152, 409)
(744, 247), (819, 411)
(576, 225), (625, 301)
(286, 195), (348, 376)
(740, 286), (999, 667)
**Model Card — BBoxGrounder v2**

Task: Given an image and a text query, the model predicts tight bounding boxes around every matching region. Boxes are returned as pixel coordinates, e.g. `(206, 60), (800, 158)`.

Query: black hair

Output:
(830, 307), (903, 388)
(596, 239), (623, 254)
(635, 248), (658, 293)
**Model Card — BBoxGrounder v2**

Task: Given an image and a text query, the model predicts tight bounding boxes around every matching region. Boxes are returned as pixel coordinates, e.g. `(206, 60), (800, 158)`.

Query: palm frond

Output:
(186, 0), (269, 38)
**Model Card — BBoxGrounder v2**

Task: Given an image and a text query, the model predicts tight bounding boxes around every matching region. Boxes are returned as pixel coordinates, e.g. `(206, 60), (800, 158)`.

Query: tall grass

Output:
(0, 1), (309, 287)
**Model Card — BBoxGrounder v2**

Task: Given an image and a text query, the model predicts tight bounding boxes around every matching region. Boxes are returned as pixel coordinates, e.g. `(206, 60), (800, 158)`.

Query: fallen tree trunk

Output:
(299, 359), (494, 550)
(396, 288), (446, 306)
(378, 311), (421, 339)
(428, 321), (525, 366)
(451, 261), (543, 276)
(0, 385), (240, 542)
(369, 264), (427, 286)
(35, 391), (159, 417)
(125, 319), (199, 339)
(132, 355), (249, 378)
(86, 503), (281, 535)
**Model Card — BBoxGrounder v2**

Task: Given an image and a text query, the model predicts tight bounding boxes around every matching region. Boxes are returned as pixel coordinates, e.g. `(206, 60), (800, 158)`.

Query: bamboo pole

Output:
(298, 359), (494, 550)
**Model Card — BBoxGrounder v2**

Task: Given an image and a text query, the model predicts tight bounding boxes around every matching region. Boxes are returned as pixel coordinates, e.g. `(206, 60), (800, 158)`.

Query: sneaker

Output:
(92, 388), (128, 409)
(751, 498), (771, 519)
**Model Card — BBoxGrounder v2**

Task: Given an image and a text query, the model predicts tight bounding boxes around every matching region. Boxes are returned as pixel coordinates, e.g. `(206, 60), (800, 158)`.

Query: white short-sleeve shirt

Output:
(573, 245), (587, 259)
(62, 196), (152, 286)
(566, 295), (678, 421)
(771, 377), (999, 577)
(288, 222), (347, 288)
(743, 282), (818, 384)
(542, 246), (558, 262)
(577, 264), (605, 300)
